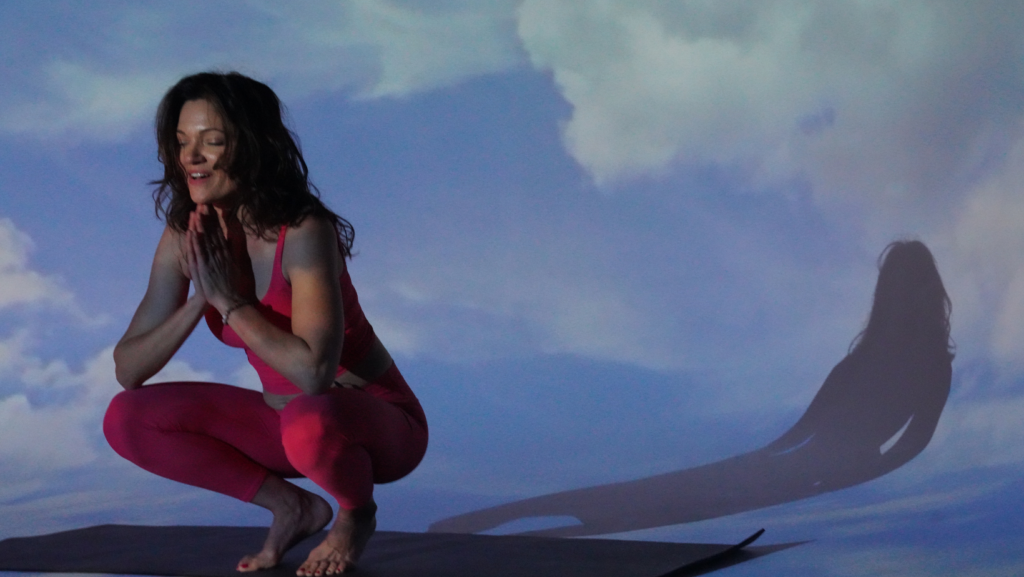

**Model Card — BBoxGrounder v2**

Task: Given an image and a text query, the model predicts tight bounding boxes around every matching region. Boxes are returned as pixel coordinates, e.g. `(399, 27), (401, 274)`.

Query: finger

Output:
(189, 223), (205, 256)
(187, 230), (201, 271)
(193, 214), (220, 258)
(191, 232), (215, 299)
(185, 231), (203, 292)
(201, 222), (226, 259)
(190, 228), (211, 272)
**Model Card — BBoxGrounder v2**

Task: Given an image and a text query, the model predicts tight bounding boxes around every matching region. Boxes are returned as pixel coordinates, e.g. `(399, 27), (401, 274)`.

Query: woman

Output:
(103, 72), (428, 575)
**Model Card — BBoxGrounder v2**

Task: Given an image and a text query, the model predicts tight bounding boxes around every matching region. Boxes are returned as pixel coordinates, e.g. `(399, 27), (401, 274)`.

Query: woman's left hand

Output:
(186, 204), (257, 315)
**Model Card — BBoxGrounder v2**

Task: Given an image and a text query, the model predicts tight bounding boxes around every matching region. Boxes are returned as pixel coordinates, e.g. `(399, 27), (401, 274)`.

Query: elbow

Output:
(114, 365), (144, 391)
(296, 364), (337, 396)
(112, 347), (145, 391)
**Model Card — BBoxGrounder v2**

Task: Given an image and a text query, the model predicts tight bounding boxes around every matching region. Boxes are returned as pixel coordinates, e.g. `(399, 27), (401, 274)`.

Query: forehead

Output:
(177, 99), (225, 131)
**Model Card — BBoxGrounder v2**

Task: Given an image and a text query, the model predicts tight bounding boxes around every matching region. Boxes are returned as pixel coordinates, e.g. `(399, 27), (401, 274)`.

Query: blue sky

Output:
(3, 1), (1024, 575)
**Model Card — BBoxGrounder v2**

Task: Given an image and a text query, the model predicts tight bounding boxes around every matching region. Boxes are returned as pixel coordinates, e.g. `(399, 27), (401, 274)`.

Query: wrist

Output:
(221, 299), (252, 325)
(186, 293), (209, 312)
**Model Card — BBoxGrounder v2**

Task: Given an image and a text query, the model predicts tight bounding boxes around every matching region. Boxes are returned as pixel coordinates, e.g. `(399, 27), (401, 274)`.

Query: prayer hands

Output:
(185, 204), (257, 316)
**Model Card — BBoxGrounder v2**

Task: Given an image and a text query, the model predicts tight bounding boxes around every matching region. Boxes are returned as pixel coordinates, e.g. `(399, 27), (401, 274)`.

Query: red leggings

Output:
(103, 365), (427, 510)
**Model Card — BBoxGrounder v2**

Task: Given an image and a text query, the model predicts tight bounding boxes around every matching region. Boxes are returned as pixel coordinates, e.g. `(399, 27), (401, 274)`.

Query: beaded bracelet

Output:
(221, 301), (250, 325)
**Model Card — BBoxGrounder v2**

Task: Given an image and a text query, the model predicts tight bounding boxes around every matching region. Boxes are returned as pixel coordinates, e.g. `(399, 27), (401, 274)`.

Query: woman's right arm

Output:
(113, 226), (208, 390)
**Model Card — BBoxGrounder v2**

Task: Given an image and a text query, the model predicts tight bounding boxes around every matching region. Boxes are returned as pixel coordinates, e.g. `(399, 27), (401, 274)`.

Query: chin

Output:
(189, 189), (236, 206)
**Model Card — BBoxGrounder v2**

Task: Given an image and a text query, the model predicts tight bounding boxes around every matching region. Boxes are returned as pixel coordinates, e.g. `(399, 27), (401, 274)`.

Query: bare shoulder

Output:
(281, 216), (343, 276)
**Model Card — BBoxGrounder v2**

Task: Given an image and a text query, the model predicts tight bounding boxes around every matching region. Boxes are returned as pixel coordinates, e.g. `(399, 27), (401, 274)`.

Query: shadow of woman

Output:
(429, 241), (954, 537)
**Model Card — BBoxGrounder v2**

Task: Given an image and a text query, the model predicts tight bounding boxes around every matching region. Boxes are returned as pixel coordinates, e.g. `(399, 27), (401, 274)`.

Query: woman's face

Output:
(177, 99), (236, 206)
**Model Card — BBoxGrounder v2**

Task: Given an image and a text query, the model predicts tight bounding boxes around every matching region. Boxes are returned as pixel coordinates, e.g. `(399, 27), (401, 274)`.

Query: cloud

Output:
(0, 62), (175, 141)
(0, 337), (240, 494)
(269, 0), (524, 99)
(925, 392), (1024, 473)
(144, 359), (216, 385)
(0, 218), (77, 311)
(945, 139), (1024, 366)
(0, 343), (117, 481)
(0, 395), (97, 473)
(516, 0), (1024, 214)
(369, 272), (668, 368)
(0, 218), (222, 490)
(0, 1), (523, 141)
(230, 362), (264, 391)
(507, 0), (1024, 383)
(355, 185), (869, 397)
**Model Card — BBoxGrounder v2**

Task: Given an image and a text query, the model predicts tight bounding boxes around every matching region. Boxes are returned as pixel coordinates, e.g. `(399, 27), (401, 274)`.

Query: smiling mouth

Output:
(189, 172), (211, 181)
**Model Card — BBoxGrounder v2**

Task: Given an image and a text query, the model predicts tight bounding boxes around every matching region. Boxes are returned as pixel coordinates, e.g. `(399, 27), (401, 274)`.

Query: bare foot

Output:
(297, 502), (377, 576)
(237, 480), (334, 572)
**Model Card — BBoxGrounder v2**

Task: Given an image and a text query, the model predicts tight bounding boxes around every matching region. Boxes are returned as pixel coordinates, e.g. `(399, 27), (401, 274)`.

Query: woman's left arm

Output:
(191, 210), (344, 395)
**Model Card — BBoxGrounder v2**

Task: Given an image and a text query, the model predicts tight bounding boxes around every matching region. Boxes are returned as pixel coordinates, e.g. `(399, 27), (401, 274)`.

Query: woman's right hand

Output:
(184, 209), (209, 306)
(113, 226), (211, 390)
(185, 204), (257, 316)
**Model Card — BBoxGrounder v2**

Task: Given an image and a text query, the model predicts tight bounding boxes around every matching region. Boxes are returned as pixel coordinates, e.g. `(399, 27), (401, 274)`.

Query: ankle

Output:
(340, 501), (376, 523)
(250, 475), (303, 514)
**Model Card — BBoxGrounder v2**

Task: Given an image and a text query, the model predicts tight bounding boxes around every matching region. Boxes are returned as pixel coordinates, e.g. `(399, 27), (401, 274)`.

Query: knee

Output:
(281, 395), (350, 460)
(281, 396), (330, 445)
(102, 389), (144, 458)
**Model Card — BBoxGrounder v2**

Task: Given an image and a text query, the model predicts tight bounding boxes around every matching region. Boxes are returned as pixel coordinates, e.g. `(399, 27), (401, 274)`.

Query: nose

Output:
(181, 142), (204, 165)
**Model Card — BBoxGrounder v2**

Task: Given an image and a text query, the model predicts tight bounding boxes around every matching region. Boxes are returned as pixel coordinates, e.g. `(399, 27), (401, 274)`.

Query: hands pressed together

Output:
(185, 204), (257, 319)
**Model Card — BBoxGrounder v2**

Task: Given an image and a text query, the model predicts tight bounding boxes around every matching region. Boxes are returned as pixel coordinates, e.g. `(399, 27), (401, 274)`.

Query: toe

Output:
(297, 559), (317, 576)
(237, 555), (257, 572)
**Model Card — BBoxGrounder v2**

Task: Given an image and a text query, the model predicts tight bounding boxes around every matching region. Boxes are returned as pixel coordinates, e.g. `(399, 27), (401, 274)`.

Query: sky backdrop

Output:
(3, 1), (1024, 575)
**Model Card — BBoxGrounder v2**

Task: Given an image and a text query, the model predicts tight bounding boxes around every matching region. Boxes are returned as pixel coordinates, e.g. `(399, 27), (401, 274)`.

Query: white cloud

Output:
(359, 239), (681, 369)
(0, 218), (76, 310)
(944, 139), (1024, 366)
(508, 0), (1024, 382)
(230, 362), (263, 391)
(925, 393), (1024, 473)
(0, 218), (219, 489)
(0, 345), (118, 481)
(516, 0), (1024, 216)
(144, 359), (215, 385)
(0, 1), (523, 141)
(271, 0), (523, 99)
(0, 394), (98, 475)
(0, 218), (106, 329)
(357, 202), (864, 389)
(0, 329), (31, 374)
(0, 62), (175, 141)
(0, 337), (240, 495)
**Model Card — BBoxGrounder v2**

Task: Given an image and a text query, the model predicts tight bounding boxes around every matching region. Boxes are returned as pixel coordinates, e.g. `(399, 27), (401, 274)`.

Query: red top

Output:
(206, 226), (377, 395)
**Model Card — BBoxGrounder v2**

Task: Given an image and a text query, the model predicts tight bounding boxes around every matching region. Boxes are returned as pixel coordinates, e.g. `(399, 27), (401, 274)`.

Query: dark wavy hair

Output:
(151, 71), (353, 256)
(850, 240), (954, 359)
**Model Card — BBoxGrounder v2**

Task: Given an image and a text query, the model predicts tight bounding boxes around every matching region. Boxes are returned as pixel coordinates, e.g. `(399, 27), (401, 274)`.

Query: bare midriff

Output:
(262, 336), (393, 411)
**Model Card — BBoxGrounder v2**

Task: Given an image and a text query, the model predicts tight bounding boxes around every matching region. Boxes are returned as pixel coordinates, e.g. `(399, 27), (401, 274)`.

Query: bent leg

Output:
(103, 382), (300, 502)
(280, 367), (428, 511)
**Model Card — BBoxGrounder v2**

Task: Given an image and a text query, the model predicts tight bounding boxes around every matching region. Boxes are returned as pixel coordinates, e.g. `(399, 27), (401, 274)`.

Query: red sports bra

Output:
(205, 226), (377, 395)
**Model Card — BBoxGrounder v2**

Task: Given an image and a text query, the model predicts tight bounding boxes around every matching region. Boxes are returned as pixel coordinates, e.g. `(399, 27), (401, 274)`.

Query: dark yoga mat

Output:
(0, 524), (798, 577)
